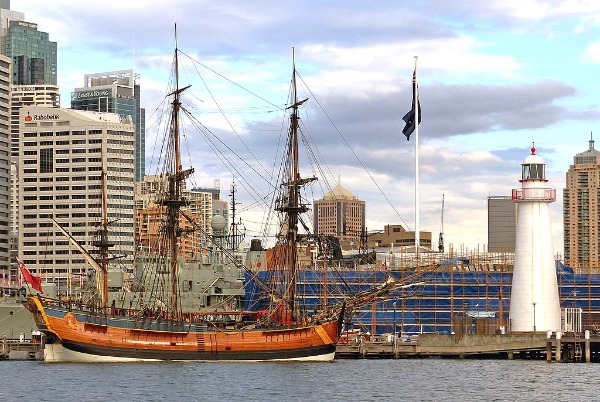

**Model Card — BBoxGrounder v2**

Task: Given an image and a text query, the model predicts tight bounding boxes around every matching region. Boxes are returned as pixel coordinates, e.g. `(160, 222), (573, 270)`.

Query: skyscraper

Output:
(564, 136), (600, 269)
(0, 2), (60, 157)
(18, 107), (136, 289)
(0, 55), (11, 273)
(71, 70), (146, 181)
(0, 2), (24, 45)
(2, 18), (56, 85)
(0, 1), (60, 282)
(313, 183), (365, 250)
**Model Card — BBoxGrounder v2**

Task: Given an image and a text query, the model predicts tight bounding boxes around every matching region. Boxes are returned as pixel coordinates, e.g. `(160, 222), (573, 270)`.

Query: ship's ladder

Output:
(196, 332), (205, 352)
(574, 332), (582, 362)
(201, 273), (222, 293)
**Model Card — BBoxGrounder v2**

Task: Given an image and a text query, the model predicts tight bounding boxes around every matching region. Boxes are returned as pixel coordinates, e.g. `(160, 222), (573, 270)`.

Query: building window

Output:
(40, 148), (53, 173)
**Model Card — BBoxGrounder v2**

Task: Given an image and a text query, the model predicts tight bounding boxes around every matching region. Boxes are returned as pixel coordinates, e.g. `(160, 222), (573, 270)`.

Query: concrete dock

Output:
(0, 338), (43, 360)
(336, 332), (600, 361)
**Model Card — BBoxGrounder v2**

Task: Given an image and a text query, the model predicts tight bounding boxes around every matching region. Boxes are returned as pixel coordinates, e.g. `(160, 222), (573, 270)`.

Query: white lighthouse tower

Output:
(509, 144), (561, 332)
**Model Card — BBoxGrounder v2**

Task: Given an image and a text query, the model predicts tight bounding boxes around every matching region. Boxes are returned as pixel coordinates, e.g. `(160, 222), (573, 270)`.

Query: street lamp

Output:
(393, 301), (398, 351)
(533, 302), (536, 333)
(393, 301), (397, 337)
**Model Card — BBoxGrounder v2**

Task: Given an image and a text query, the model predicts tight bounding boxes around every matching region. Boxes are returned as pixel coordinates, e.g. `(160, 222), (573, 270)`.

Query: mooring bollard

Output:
(555, 330), (562, 362)
(585, 330), (591, 363)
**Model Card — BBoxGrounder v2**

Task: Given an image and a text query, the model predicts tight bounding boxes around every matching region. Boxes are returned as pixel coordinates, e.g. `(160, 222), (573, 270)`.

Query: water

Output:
(3, 359), (598, 401)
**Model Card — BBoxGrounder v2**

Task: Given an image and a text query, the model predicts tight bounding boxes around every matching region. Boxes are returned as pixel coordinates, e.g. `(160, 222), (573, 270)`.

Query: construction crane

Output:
(438, 194), (444, 253)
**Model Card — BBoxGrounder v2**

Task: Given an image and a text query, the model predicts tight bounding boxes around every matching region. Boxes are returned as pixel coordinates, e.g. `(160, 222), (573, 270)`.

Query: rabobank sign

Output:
(32, 113), (60, 121)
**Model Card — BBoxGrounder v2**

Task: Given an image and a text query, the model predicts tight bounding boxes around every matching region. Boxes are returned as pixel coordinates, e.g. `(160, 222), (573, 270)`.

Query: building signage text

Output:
(73, 89), (111, 100)
(24, 113), (60, 122)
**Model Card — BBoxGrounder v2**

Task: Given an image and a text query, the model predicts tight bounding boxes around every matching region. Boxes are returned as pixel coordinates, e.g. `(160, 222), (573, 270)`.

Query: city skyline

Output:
(18, 1), (600, 253)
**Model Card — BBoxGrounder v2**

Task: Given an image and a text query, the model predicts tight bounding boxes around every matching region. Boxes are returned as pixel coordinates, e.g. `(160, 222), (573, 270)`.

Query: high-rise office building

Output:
(487, 196), (517, 253)
(71, 70), (145, 181)
(0, 2), (60, 157)
(10, 84), (60, 157)
(0, 2), (24, 46)
(134, 176), (225, 256)
(0, 55), (11, 275)
(18, 107), (136, 289)
(313, 183), (365, 250)
(1, 2), (61, 281)
(564, 136), (600, 269)
(9, 85), (60, 280)
(2, 17), (56, 85)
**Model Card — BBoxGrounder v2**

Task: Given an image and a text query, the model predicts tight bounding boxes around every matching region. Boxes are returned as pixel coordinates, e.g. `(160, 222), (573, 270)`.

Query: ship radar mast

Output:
(229, 180), (246, 250)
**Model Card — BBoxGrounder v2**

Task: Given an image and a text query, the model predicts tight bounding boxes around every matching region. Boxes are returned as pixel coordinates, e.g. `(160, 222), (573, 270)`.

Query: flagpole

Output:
(414, 56), (419, 261)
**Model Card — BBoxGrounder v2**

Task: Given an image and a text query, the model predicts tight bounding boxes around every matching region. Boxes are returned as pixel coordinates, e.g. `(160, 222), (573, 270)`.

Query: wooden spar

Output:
(171, 23), (180, 320)
(288, 52), (299, 317)
(100, 147), (109, 305)
(51, 217), (102, 292)
(158, 23), (194, 320)
(279, 49), (316, 319)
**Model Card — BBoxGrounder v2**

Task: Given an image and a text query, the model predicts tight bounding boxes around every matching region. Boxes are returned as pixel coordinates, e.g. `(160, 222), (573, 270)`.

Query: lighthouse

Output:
(509, 144), (561, 332)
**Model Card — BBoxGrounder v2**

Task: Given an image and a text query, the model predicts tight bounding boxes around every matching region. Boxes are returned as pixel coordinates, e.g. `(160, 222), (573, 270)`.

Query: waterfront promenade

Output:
(336, 332), (600, 362)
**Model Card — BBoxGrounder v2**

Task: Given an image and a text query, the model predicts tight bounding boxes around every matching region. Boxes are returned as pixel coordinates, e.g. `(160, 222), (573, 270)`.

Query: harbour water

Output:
(3, 359), (598, 401)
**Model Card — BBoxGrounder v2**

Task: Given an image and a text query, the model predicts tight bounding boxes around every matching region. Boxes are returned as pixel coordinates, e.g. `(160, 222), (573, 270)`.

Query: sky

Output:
(17, 0), (600, 255)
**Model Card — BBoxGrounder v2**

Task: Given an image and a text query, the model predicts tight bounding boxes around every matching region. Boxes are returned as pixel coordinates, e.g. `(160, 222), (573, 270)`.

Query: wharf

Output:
(0, 338), (43, 360)
(545, 331), (600, 363)
(336, 333), (551, 360)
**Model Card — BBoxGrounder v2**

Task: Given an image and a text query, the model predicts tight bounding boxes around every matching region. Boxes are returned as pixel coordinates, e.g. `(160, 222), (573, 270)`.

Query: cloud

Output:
(17, 0), (597, 253)
(583, 39), (600, 63)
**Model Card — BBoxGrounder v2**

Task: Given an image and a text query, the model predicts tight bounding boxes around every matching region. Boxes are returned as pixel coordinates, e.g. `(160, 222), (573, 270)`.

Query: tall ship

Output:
(24, 33), (344, 362)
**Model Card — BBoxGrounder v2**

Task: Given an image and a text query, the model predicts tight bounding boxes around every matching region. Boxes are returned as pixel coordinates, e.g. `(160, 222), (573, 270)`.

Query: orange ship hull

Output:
(27, 296), (341, 362)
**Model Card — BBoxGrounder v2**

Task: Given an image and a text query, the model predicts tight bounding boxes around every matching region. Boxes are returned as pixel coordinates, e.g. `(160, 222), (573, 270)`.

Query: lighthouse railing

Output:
(511, 188), (556, 201)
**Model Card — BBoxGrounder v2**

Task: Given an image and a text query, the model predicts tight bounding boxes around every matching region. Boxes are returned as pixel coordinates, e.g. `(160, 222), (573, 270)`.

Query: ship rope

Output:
(140, 47), (430, 327)
(171, 49), (414, 244)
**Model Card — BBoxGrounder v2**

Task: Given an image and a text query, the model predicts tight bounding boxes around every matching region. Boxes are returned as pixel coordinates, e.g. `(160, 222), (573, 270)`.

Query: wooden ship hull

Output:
(27, 296), (341, 362)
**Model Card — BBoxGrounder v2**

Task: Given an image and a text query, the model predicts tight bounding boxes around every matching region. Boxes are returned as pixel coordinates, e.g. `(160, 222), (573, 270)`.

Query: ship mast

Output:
(160, 24), (193, 320)
(229, 181), (245, 251)
(90, 146), (112, 306)
(277, 50), (316, 319)
(100, 152), (109, 304)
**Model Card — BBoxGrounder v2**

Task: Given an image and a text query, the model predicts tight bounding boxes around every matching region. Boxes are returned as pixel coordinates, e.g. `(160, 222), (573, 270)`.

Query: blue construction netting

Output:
(245, 267), (600, 335)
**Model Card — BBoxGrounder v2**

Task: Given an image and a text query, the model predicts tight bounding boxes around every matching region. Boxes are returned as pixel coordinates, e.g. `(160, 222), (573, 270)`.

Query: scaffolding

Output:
(245, 250), (600, 336)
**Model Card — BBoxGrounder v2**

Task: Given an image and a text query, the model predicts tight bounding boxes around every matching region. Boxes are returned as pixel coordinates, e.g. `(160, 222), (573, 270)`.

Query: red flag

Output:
(17, 259), (43, 294)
